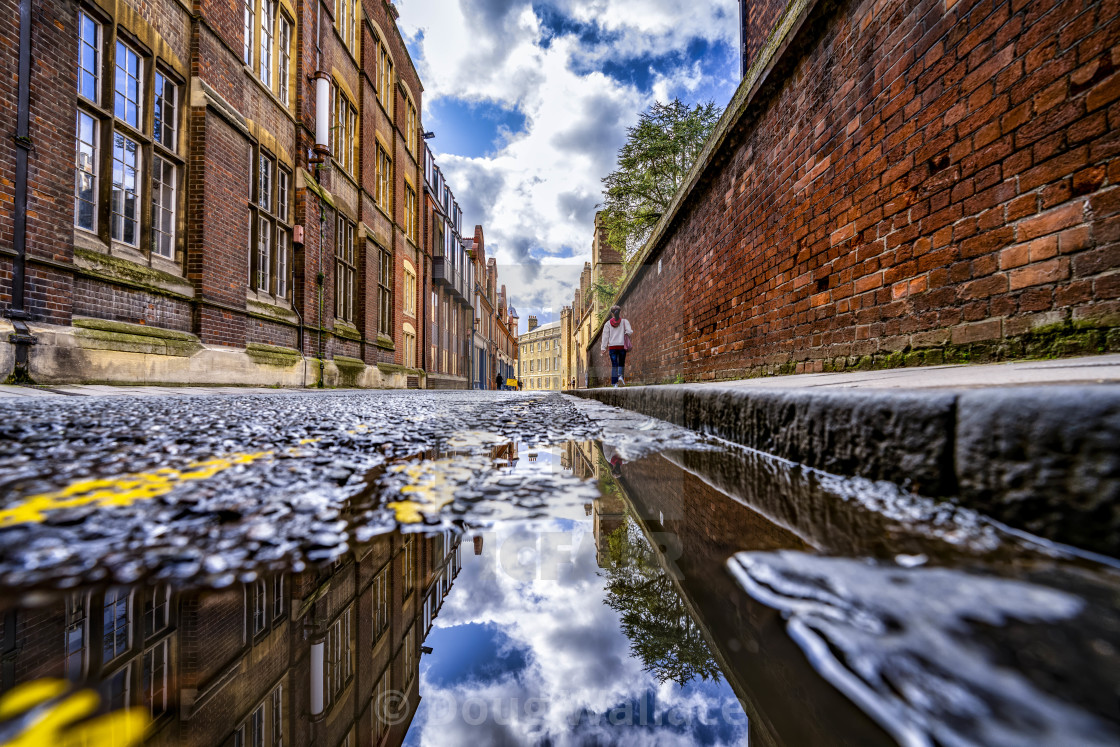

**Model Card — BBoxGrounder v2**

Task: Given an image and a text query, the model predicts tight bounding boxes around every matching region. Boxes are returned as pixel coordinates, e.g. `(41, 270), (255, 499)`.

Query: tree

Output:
(600, 98), (723, 260)
(602, 516), (723, 686)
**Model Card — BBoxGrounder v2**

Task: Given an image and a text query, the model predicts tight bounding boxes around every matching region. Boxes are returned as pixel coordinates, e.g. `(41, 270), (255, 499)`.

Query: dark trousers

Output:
(609, 348), (627, 384)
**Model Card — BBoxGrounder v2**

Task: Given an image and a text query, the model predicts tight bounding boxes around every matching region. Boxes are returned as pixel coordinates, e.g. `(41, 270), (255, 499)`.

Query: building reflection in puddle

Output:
(2, 528), (463, 746)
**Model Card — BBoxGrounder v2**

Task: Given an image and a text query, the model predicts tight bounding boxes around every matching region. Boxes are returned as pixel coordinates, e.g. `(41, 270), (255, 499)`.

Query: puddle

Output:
(0, 432), (1118, 746)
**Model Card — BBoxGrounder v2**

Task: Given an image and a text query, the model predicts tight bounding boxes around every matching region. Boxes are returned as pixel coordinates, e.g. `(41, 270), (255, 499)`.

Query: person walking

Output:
(600, 305), (633, 386)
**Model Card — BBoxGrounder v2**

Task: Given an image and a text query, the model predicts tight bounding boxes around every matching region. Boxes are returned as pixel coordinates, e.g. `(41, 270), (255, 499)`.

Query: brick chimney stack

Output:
(528, 315), (538, 332)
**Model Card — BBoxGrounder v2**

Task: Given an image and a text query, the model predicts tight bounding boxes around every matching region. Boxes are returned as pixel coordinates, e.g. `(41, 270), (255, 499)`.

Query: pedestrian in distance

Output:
(600, 304), (633, 387)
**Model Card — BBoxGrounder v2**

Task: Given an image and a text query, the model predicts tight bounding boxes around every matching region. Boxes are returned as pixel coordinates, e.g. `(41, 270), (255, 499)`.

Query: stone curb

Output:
(570, 384), (1120, 556)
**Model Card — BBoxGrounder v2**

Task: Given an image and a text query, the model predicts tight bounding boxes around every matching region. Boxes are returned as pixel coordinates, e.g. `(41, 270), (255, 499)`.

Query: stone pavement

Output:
(706, 353), (1120, 389)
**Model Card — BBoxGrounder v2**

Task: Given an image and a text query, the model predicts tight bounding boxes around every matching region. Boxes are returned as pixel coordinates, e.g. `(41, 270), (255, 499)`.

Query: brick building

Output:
(1, 530), (463, 745)
(423, 143), (473, 389)
(467, 233), (518, 389)
(0, 0), (431, 387)
(588, 0), (1120, 385)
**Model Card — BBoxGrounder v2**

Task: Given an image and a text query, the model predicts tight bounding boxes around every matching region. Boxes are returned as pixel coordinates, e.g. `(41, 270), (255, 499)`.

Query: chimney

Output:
(473, 536), (484, 555)
(528, 315), (538, 332)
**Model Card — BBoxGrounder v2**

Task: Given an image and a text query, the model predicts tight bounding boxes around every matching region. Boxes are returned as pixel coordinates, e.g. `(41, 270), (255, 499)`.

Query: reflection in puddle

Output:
(0, 436), (1118, 746)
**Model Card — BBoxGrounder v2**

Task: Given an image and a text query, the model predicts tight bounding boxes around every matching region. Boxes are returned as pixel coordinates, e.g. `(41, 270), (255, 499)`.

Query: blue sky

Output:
(397, 0), (740, 332)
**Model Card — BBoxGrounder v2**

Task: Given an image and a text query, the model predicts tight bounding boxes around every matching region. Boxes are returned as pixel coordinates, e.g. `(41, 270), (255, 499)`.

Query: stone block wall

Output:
(593, 0), (1120, 384)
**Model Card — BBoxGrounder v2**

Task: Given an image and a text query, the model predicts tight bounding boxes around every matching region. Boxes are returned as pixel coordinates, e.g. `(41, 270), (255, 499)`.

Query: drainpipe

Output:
(289, 258), (306, 387)
(312, 0), (328, 387)
(315, 192), (325, 387)
(5, 0), (36, 383)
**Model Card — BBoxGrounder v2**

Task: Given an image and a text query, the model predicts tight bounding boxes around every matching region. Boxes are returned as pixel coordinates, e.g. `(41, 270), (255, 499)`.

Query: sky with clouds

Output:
(396, 0), (741, 333)
(400, 449), (748, 745)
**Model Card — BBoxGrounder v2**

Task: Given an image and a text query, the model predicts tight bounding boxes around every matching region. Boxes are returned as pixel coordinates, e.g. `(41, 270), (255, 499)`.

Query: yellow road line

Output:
(0, 451), (274, 528)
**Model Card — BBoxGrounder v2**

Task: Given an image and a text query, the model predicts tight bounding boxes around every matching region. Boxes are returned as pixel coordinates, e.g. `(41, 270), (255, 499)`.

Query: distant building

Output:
(518, 317), (562, 391)
(423, 146), (473, 389)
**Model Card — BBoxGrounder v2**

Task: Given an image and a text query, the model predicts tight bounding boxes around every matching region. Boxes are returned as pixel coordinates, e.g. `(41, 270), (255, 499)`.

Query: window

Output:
(75, 112), (98, 231)
(335, 217), (355, 323)
(273, 575), (285, 620)
(277, 16), (291, 104)
(372, 564), (389, 643)
(243, 0), (254, 65)
(64, 594), (87, 681)
(114, 41), (141, 128)
(110, 133), (140, 246)
(251, 704), (265, 747)
(271, 685), (283, 747)
(76, 22), (183, 260)
(78, 12), (100, 103)
(402, 537), (415, 598)
(336, 0), (357, 52)
(142, 640), (168, 717)
(105, 667), (130, 712)
(143, 584), (170, 638)
(377, 42), (393, 115)
(372, 668), (391, 742)
(324, 607), (352, 709)
(331, 86), (357, 174)
(253, 578), (267, 635)
(376, 144), (392, 211)
(260, 0), (273, 87)
(103, 587), (131, 662)
(378, 248), (392, 336)
(404, 327), (416, 368)
(402, 624), (416, 688)
(248, 148), (293, 298)
(406, 100), (417, 156)
(244, 0), (290, 100)
(404, 264), (416, 317)
(404, 184), (417, 242)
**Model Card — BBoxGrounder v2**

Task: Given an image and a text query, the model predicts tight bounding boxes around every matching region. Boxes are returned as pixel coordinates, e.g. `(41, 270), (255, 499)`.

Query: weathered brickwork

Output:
(593, 0), (1120, 384)
(73, 276), (193, 331)
(0, 0), (78, 324)
(246, 314), (299, 348)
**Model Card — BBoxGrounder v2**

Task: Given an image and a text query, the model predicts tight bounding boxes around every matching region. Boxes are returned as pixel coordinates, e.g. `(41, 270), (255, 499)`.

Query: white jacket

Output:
(601, 318), (632, 350)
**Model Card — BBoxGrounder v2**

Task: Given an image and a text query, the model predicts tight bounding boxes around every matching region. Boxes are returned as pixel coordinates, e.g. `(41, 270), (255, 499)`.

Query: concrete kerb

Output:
(571, 384), (1120, 557)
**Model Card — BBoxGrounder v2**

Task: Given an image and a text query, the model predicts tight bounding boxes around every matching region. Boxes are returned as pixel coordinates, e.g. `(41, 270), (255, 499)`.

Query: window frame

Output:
(378, 246), (393, 337)
(335, 215), (356, 323)
(375, 143), (392, 212)
(75, 9), (186, 264)
(331, 85), (358, 176)
(142, 638), (169, 718)
(248, 145), (293, 300)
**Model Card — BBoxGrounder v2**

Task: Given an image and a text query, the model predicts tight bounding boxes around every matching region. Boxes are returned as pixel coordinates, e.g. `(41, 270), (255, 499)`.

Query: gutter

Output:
(4, 0), (36, 382)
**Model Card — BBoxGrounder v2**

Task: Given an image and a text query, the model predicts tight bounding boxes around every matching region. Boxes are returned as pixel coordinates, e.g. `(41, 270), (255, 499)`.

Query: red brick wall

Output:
(593, 0), (1120, 384)
(0, 0), (77, 324)
(73, 277), (194, 331)
(745, 0), (787, 74)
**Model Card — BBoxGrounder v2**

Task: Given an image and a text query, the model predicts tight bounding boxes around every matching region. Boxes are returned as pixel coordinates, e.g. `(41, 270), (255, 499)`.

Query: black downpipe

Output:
(5, 0), (36, 383)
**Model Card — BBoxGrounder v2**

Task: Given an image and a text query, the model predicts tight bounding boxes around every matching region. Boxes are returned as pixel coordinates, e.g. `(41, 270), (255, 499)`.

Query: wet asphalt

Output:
(0, 390), (706, 589)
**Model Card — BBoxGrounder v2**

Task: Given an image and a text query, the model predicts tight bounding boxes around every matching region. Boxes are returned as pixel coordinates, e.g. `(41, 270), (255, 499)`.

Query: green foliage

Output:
(602, 517), (722, 686)
(600, 99), (722, 260)
(593, 278), (620, 325)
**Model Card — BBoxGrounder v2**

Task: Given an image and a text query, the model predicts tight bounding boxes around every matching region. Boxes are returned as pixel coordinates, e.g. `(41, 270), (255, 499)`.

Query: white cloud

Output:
(397, 0), (738, 332)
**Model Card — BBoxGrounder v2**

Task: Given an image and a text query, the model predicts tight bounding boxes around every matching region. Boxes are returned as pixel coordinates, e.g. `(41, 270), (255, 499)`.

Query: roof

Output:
(522, 321), (560, 337)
